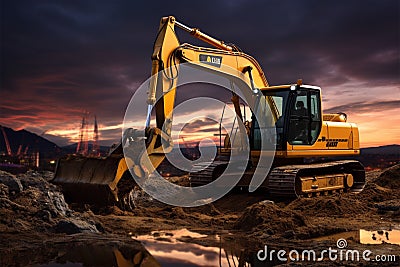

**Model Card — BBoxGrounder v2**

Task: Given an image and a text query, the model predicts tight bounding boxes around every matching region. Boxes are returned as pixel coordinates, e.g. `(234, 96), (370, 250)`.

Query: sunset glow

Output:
(1, 1), (398, 149)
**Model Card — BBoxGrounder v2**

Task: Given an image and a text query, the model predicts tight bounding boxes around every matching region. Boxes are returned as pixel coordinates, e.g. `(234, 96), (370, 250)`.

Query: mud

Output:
(0, 170), (100, 234)
(1, 165), (400, 266)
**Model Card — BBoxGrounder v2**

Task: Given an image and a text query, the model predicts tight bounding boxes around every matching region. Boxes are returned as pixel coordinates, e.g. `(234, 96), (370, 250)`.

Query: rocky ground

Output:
(0, 165), (399, 266)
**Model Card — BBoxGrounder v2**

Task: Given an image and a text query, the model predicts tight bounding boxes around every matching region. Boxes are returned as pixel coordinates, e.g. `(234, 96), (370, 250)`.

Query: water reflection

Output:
(360, 229), (400, 245)
(134, 229), (251, 266)
(29, 243), (160, 267)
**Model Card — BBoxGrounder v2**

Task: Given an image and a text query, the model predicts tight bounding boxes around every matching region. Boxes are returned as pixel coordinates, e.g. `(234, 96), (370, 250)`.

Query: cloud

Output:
(174, 118), (220, 135)
(1, 0), (398, 147)
(324, 100), (400, 114)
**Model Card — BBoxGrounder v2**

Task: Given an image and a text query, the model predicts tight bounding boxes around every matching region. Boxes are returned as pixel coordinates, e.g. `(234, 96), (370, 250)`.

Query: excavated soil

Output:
(375, 164), (400, 189)
(285, 195), (370, 216)
(1, 165), (400, 266)
(234, 200), (307, 233)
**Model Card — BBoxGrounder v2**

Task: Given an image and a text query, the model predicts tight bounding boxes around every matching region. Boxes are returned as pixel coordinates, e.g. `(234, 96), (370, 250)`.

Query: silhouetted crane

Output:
(0, 126), (12, 156)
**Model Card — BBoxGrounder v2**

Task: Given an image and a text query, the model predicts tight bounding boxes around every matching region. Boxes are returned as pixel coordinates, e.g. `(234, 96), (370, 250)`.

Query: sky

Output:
(1, 0), (399, 148)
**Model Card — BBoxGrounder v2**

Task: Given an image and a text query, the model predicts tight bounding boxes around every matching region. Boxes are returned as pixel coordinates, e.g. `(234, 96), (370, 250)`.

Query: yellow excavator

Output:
(52, 16), (365, 207)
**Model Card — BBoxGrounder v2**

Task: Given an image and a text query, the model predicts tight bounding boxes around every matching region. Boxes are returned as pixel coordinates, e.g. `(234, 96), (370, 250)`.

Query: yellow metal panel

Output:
(300, 174), (345, 193)
(287, 120), (360, 157)
(286, 149), (360, 157)
(235, 55), (268, 88)
(326, 121), (353, 150)
(351, 123), (360, 149)
(179, 46), (244, 86)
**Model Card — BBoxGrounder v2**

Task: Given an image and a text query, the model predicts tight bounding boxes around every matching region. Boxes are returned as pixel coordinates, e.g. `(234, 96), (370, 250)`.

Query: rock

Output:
(18, 172), (55, 192)
(47, 191), (71, 217)
(260, 200), (275, 205)
(95, 222), (105, 233)
(374, 199), (400, 212)
(0, 183), (9, 197)
(54, 218), (99, 234)
(36, 209), (53, 222)
(0, 171), (23, 194)
(282, 230), (295, 239)
(0, 197), (28, 210)
(0, 170), (102, 235)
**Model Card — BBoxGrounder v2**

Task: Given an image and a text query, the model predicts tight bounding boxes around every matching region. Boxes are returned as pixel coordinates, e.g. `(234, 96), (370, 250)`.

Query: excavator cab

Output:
(249, 83), (322, 151)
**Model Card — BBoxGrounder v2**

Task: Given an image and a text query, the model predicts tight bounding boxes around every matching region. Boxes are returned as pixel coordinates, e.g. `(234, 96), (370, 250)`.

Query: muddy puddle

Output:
(314, 228), (400, 246)
(33, 244), (158, 267)
(133, 229), (246, 266)
(360, 229), (400, 245)
(132, 229), (284, 266)
(1, 240), (159, 267)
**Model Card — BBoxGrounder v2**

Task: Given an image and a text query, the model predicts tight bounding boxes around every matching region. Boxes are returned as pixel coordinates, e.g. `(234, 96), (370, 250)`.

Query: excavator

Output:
(52, 16), (365, 207)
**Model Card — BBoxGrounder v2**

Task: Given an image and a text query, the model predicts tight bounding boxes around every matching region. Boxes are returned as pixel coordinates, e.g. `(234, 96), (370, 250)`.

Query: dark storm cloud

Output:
(175, 118), (220, 133)
(1, 0), (398, 145)
(324, 100), (400, 114)
(213, 0), (399, 85)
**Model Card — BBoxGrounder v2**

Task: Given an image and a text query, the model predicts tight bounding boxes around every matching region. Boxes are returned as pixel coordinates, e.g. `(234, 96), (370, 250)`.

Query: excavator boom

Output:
(52, 16), (252, 206)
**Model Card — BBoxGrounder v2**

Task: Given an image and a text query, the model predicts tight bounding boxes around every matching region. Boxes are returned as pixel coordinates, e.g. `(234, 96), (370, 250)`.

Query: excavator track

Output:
(189, 161), (228, 186)
(268, 160), (365, 198)
(189, 160), (365, 198)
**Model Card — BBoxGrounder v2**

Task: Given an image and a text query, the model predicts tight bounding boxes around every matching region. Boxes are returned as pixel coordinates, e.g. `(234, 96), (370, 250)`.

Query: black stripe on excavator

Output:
(316, 138), (349, 147)
(199, 54), (222, 67)
(317, 138), (348, 142)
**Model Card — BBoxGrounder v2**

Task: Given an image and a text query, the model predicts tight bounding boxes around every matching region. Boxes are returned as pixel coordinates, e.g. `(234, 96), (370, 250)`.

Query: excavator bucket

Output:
(52, 154), (127, 205)
(51, 132), (158, 209)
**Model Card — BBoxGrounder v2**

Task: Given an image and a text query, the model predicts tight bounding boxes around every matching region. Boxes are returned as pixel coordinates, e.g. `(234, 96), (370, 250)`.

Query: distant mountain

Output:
(361, 144), (400, 155)
(359, 144), (399, 169)
(0, 125), (61, 159)
(1, 125), (398, 170)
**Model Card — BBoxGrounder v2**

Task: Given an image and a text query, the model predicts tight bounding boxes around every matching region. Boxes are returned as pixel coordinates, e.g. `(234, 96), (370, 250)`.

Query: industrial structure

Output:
(75, 113), (101, 157)
(0, 125), (40, 170)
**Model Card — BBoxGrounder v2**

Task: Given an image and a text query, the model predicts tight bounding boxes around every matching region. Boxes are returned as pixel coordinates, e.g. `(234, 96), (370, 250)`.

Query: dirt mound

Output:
(286, 195), (369, 216)
(358, 182), (393, 203)
(234, 201), (306, 234)
(374, 199), (400, 218)
(375, 164), (400, 189)
(357, 165), (400, 204)
(0, 171), (101, 234)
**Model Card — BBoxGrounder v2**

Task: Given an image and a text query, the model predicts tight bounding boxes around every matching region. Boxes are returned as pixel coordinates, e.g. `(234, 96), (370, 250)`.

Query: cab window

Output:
(288, 89), (321, 145)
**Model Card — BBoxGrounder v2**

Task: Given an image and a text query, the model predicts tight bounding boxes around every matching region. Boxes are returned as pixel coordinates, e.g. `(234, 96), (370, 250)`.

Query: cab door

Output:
(286, 88), (322, 146)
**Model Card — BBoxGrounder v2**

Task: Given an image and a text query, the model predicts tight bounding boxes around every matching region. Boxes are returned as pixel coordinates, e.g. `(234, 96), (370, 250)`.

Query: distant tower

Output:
(16, 145), (22, 156)
(76, 116), (85, 154)
(76, 112), (89, 156)
(83, 114), (89, 156)
(92, 116), (100, 157)
(0, 126), (12, 156)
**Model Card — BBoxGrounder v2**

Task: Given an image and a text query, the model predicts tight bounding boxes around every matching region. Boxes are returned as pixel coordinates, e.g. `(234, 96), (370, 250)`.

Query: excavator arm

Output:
(53, 16), (279, 206)
(137, 16), (279, 177)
